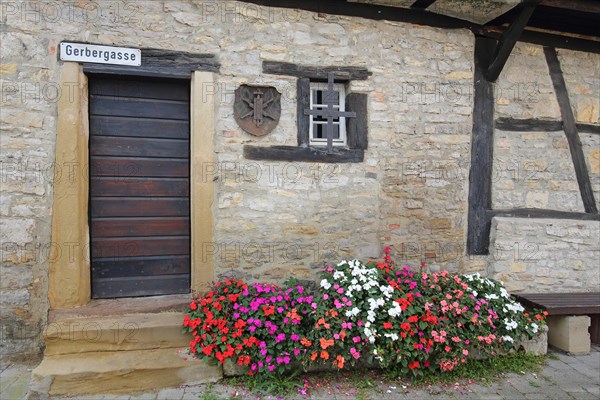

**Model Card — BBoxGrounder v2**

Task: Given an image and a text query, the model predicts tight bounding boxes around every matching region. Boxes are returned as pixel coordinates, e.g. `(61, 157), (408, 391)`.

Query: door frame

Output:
(48, 62), (216, 308)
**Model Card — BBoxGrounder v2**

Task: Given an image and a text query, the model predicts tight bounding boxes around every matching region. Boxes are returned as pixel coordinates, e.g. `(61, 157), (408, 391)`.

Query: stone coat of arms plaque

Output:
(234, 85), (281, 136)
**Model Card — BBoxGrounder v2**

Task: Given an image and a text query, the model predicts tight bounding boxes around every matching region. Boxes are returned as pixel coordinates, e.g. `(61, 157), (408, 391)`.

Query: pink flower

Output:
(462, 349), (469, 356)
(350, 347), (360, 359)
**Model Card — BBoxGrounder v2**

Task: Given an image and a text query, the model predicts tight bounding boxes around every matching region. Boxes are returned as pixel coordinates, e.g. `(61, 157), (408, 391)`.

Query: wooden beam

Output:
(243, 145), (364, 163)
(495, 118), (600, 134)
(297, 78), (311, 147)
(541, 0), (600, 14)
(521, 30), (600, 54)
(578, 123), (600, 135)
(467, 37), (496, 255)
(491, 208), (600, 220)
(484, 2), (539, 81)
(263, 61), (371, 80)
(544, 47), (598, 214)
(411, 0), (437, 9)
(83, 48), (219, 78)
(495, 118), (562, 131)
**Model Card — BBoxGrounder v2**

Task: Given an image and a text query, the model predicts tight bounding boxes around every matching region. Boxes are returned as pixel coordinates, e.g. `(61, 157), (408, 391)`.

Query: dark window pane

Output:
(312, 123), (340, 140)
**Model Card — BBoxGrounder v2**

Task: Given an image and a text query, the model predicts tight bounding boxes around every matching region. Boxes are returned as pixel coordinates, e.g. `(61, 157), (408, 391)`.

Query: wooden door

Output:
(89, 75), (191, 298)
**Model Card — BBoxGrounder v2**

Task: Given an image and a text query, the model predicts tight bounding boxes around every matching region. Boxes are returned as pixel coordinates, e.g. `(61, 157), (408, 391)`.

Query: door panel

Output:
(89, 75), (191, 298)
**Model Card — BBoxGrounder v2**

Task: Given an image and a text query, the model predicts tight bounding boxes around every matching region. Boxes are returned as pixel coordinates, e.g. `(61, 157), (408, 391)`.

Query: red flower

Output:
(228, 293), (239, 302)
(408, 315), (419, 323)
(189, 301), (197, 310)
(409, 361), (420, 370)
(383, 322), (393, 329)
(400, 322), (411, 331)
(263, 305), (275, 316)
(234, 319), (247, 329)
(202, 344), (214, 356)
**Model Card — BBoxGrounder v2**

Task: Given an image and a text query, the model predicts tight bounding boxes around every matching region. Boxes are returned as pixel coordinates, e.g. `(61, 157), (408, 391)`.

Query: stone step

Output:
(29, 347), (222, 397)
(44, 312), (189, 355)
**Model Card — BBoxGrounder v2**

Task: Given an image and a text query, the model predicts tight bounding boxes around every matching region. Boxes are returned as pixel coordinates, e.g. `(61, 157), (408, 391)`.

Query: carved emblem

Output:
(234, 85), (281, 136)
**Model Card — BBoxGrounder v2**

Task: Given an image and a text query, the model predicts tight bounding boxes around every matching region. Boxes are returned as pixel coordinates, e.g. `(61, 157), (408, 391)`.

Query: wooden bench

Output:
(515, 292), (600, 354)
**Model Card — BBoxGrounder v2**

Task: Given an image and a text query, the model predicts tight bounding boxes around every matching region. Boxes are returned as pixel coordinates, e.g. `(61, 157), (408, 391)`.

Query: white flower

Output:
(367, 311), (376, 322)
(531, 323), (538, 334)
(502, 335), (514, 343)
(485, 293), (499, 300)
(505, 302), (524, 313)
(388, 302), (402, 317)
(320, 279), (331, 290)
(500, 288), (510, 299)
(333, 270), (345, 281)
(504, 318), (518, 331)
(344, 307), (360, 318)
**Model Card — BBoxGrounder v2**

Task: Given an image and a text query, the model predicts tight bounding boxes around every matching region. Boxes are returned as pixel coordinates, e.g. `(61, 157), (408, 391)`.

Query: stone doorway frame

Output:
(48, 62), (216, 309)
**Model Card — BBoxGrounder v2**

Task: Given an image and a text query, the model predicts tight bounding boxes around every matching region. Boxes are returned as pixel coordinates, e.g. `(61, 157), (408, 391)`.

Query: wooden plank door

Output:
(88, 75), (191, 298)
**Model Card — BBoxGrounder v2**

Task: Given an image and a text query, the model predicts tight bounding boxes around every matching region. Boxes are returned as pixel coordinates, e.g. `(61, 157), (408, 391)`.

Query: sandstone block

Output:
(547, 315), (591, 354)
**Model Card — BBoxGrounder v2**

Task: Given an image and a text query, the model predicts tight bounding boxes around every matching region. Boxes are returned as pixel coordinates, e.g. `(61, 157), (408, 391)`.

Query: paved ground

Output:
(1, 346), (599, 400)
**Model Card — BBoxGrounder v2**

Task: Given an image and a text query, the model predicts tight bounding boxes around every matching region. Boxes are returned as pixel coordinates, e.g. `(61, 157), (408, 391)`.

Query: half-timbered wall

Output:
(486, 43), (600, 292)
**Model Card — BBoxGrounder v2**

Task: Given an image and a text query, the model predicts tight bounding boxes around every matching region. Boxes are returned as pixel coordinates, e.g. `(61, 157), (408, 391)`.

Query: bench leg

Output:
(547, 315), (591, 354)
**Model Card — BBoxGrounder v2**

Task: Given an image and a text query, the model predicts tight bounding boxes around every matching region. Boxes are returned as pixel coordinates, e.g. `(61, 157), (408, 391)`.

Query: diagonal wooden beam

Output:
(484, 2), (540, 81)
(544, 47), (598, 214)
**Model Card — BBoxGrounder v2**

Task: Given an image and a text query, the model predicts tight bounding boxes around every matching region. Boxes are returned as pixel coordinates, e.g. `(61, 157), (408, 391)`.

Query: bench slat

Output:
(515, 292), (600, 316)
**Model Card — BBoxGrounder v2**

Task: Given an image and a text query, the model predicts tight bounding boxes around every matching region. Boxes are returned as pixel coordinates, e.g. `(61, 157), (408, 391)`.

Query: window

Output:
(309, 82), (347, 147)
(244, 61), (371, 163)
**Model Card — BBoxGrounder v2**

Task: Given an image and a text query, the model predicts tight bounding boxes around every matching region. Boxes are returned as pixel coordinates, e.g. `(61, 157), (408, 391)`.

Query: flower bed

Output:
(183, 247), (547, 378)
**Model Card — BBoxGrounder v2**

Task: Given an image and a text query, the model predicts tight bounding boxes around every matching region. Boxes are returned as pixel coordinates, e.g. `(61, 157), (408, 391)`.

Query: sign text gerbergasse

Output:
(59, 42), (141, 66)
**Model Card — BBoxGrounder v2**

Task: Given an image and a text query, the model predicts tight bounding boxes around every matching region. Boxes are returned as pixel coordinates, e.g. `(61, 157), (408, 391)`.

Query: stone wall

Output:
(489, 217), (600, 293)
(0, 1), (598, 357)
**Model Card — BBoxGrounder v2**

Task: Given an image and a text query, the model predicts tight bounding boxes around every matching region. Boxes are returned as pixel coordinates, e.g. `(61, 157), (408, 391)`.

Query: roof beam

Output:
(482, 2), (540, 82)
(240, 0), (476, 29)
(410, 0), (437, 9)
(541, 0), (600, 13)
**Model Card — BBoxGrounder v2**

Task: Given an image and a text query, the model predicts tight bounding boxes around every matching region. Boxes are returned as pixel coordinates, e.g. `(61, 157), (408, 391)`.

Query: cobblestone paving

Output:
(1, 346), (598, 400)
